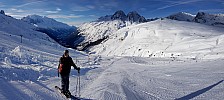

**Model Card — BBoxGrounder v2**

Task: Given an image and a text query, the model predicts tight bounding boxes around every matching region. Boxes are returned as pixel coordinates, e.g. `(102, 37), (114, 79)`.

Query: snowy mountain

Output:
(77, 10), (147, 50)
(98, 10), (147, 23)
(77, 20), (126, 50)
(111, 10), (127, 21)
(166, 12), (195, 22)
(22, 15), (74, 29)
(90, 19), (224, 59)
(127, 11), (147, 23)
(193, 12), (224, 27)
(0, 10), (5, 15)
(22, 15), (81, 48)
(0, 11), (49, 41)
(167, 12), (224, 28)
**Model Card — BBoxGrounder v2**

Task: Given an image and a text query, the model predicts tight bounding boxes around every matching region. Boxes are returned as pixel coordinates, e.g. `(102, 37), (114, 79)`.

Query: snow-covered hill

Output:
(90, 19), (224, 59)
(77, 10), (147, 50)
(22, 15), (80, 48)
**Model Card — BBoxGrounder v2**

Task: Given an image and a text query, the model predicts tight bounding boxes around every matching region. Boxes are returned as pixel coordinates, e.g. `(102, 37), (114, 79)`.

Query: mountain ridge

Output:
(167, 12), (224, 28)
(97, 10), (147, 23)
(21, 14), (81, 48)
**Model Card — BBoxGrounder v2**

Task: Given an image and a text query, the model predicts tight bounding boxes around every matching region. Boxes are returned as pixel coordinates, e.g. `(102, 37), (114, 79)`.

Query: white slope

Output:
(80, 57), (224, 100)
(90, 19), (224, 59)
(0, 13), (86, 99)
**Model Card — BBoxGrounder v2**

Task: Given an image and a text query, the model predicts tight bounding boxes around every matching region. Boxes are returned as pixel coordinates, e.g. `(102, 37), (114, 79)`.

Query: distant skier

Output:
(58, 50), (80, 97)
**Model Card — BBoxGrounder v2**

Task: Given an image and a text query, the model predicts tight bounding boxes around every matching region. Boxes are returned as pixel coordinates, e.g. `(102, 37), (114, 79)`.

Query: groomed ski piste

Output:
(0, 15), (224, 100)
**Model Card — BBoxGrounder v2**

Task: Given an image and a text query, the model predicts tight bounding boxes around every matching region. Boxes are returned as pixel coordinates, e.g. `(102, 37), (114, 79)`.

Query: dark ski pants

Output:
(61, 75), (69, 92)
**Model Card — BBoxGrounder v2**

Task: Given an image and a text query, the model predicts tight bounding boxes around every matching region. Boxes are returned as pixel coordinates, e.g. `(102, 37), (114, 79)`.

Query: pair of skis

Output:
(55, 86), (79, 100)
(55, 72), (81, 100)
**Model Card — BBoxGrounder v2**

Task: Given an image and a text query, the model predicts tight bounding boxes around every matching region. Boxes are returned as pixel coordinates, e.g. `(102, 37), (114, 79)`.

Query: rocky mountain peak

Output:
(127, 11), (146, 23)
(111, 10), (127, 21)
(0, 10), (5, 15)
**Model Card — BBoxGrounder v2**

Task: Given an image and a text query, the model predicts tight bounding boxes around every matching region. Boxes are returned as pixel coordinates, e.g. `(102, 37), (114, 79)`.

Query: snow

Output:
(0, 13), (224, 100)
(80, 57), (224, 100)
(90, 19), (224, 60)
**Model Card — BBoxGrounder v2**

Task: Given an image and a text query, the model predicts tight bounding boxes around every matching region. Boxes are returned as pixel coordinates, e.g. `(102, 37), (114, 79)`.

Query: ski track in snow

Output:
(77, 57), (224, 100)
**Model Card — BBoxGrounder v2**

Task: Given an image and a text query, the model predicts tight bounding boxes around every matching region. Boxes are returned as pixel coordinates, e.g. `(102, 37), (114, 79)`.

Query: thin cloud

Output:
(86, 5), (95, 9)
(47, 14), (84, 19)
(15, 0), (45, 8)
(89, 15), (98, 17)
(72, 5), (95, 12)
(45, 10), (59, 14)
(56, 7), (61, 11)
(153, 0), (203, 11)
(45, 8), (62, 14)
(5, 8), (47, 19)
(139, 8), (147, 11)
(10, 8), (25, 13)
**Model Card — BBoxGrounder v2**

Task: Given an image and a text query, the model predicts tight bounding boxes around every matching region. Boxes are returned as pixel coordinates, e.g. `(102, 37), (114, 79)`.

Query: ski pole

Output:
(78, 72), (81, 98)
(75, 72), (79, 96)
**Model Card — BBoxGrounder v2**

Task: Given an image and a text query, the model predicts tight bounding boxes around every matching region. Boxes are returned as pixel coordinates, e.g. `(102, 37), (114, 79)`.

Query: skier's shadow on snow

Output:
(176, 80), (223, 100)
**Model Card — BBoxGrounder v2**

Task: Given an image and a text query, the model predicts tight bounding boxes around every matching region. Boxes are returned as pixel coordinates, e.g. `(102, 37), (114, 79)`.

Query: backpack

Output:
(58, 64), (63, 73)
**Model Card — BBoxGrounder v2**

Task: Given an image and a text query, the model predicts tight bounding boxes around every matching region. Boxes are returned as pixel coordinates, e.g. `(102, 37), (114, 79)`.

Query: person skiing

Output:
(58, 50), (80, 97)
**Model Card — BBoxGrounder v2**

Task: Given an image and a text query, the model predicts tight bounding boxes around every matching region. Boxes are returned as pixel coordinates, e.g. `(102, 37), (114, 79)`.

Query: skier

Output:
(58, 50), (80, 97)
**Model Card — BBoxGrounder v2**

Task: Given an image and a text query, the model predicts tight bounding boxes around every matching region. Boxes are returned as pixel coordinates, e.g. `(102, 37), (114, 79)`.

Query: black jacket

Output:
(59, 55), (78, 76)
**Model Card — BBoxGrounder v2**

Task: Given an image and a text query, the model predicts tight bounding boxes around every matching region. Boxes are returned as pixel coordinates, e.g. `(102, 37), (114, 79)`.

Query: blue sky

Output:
(0, 0), (224, 26)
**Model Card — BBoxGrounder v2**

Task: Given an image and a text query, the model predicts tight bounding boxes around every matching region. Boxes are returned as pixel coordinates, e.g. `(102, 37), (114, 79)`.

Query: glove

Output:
(77, 67), (80, 73)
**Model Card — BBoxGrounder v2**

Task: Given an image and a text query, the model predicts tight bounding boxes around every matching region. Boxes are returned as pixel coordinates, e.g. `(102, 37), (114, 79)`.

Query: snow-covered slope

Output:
(166, 12), (195, 22)
(22, 15), (79, 48)
(193, 12), (224, 27)
(78, 20), (125, 43)
(0, 11), (86, 99)
(90, 19), (224, 59)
